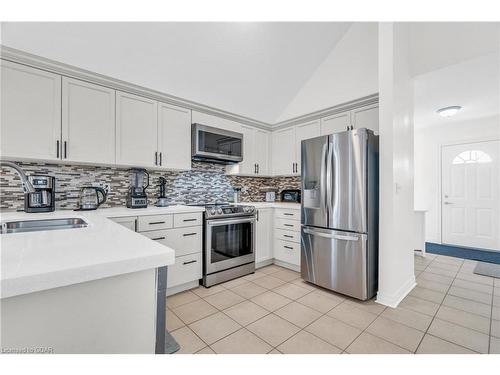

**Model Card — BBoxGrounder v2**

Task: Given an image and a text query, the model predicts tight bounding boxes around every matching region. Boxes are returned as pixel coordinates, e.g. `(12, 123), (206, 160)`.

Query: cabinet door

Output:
(271, 127), (296, 175)
(158, 102), (191, 170)
(239, 125), (256, 174)
(116, 91), (158, 167)
(62, 77), (115, 164)
(320, 111), (350, 135)
(295, 120), (320, 174)
(1, 61), (61, 160)
(255, 208), (273, 264)
(352, 105), (379, 134)
(254, 129), (270, 175)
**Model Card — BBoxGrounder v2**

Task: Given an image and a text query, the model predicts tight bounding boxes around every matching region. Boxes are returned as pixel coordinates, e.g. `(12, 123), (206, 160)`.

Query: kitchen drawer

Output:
(174, 212), (202, 228)
(140, 227), (202, 257)
(275, 209), (300, 221)
(167, 253), (202, 288)
(274, 218), (300, 232)
(110, 216), (137, 231)
(274, 239), (300, 266)
(275, 228), (300, 243)
(137, 214), (173, 232)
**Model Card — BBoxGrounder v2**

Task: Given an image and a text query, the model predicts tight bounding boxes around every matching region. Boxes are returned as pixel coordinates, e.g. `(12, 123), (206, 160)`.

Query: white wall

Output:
(276, 23), (379, 122)
(414, 116), (500, 243)
(376, 23), (416, 308)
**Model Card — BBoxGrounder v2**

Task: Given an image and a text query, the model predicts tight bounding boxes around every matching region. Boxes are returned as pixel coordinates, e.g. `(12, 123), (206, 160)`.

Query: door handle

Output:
(443, 202), (453, 205)
(303, 228), (359, 241)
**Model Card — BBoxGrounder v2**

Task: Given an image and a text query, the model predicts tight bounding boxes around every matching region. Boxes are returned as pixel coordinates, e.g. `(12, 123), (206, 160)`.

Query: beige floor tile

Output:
(166, 308), (185, 331)
(381, 306), (433, 332)
(229, 281), (267, 299)
(427, 318), (489, 353)
(274, 301), (322, 328)
(409, 286), (446, 304)
(366, 316), (424, 352)
(195, 346), (215, 354)
(189, 312), (241, 345)
(399, 295), (440, 317)
(297, 291), (344, 313)
(172, 298), (218, 324)
(447, 286), (492, 305)
(192, 285), (226, 298)
(305, 315), (362, 350)
(221, 277), (251, 288)
(452, 278), (493, 294)
(346, 332), (410, 354)
(415, 279), (450, 293)
(493, 306), (500, 320)
(417, 272), (454, 286)
(327, 301), (378, 330)
(211, 328), (272, 354)
(278, 330), (342, 354)
(223, 300), (269, 326)
(490, 337), (500, 354)
(242, 271), (267, 282)
(247, 314), (300, 347)
(252, 275), (287, 289)
(291, 278), (318, 291)
(204, 289), (246, 310)
(416, 334), (476, 354)
(167, 290), (200, 308)
(455, 272), (494, 286)
(273, 269), (301, 282)
(343, 298), (386, 315)
(495, 278), (500, 287)
(442, 294), (491, 318)
(268, 349), (282, 354)
(425, 266), (457, 278)
(433, 255), (463, 266)
(170, 326), (206, 354)
(491, 319), (500, 338)
(251, 290), (292, 311)
(494, 294), (500, 307)
(436, 305), (491, 334)
(494, 287), (500, 296)
(431, 261), (461, 271)
(273, 283), (311, 300)
(258, 265), (285, 274)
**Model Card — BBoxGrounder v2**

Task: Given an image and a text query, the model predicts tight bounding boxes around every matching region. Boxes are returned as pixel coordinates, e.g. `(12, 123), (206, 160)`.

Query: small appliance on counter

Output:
(155, 176), (177, 207)
(281, 189), (301, 203)
(25, 175), (56, 213)
(126, 168), (149, 209)
(75, 186), (107, 211)
(232, 187), (242, 203)
(265, 192), (276, 202)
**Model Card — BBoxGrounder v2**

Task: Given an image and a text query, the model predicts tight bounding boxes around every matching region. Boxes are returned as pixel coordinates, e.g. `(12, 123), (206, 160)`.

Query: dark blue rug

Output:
(426, 242), (500, 264)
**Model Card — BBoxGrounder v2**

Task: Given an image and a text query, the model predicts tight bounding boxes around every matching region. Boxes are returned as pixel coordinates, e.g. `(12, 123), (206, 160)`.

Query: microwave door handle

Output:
(303, 228), (358, 241)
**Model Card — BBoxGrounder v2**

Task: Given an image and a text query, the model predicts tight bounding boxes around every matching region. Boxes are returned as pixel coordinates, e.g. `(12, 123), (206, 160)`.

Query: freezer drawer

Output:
(301, 226), (373, 300)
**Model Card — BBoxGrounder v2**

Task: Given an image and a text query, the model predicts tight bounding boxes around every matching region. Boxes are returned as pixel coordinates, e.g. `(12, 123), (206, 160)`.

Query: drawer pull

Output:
(183, 218), (197, 222)
(284, 245), (294, 250)
(149, 221), (165, 225)
(183, 260), (197, 265)
(183, 232), (197, 237)
(284, 224), (293, 227)
(283, 235), (293, 238)
(152, 236), (166, 241)
(283, 213), (294, 216)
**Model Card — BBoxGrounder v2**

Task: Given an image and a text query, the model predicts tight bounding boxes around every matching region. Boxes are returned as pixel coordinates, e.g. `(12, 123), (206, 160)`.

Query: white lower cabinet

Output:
(166, 253), (202, 289)
(273, 208), (301, 270)
(255, 208), (273, 265)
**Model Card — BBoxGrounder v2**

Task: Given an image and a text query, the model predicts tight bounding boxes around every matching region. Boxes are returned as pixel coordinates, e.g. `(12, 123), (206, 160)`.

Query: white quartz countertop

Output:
(0, 206), (202, 299)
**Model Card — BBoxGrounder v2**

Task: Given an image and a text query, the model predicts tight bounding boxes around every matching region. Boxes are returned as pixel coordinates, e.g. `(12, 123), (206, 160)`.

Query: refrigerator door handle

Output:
(326, 138), (334, 218)
(303, 228), (359, 241)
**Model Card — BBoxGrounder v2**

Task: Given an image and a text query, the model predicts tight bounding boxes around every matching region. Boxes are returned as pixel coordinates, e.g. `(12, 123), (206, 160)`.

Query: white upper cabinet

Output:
(62, 77), (116, 164)
(271, 126), (296, 175)
(294, 120), (320, 174)
(1, 61), (61, 160)
(239, 125), (256, 174)
(116, 91), (158, 167)
(320, 111), (350, 135)
(351, 104), (379, 134)
(254, 129), (270, 175)
(234, 125), (270, 175)
(158, 102), (192, 170)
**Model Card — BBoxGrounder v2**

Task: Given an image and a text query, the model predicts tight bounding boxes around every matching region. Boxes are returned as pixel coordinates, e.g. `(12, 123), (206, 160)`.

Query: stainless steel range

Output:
(195, 203), (256, 287)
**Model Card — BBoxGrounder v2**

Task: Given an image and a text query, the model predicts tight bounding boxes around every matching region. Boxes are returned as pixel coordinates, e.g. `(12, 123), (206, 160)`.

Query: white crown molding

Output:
(1, 45), (378, 131)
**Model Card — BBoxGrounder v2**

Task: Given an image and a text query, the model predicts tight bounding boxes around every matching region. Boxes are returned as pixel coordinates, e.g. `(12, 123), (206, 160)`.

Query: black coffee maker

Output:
(25, 175), (56, 213)
(126, 168), (149, 208)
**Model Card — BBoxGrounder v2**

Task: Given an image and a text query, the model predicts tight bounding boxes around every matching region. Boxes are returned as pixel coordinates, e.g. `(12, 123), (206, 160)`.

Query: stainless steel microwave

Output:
(191, 123), (243, 164)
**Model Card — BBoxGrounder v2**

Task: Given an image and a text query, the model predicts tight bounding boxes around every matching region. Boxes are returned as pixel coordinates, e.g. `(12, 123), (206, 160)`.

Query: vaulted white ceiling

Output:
(1, 22), (352, 123)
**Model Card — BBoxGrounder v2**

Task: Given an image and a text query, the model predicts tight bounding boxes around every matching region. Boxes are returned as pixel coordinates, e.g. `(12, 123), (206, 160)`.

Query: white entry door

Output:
(441, 140), (500, 251)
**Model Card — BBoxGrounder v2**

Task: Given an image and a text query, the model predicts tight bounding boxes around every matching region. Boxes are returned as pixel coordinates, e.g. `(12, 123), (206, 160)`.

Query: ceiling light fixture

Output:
(437, 106), (462, 117)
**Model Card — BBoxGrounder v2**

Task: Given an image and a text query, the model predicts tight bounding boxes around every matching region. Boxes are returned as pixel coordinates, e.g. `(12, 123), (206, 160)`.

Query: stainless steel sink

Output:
(0, 218), (88, 234)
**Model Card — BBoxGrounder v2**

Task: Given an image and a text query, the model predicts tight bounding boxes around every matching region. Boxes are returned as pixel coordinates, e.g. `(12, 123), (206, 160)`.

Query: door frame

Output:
(438, 136), (500, 245)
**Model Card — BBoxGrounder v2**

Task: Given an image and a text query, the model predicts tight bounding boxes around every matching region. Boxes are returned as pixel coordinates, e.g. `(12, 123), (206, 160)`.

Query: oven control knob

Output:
(209, 208), (216, 215)
(217, 208), (223, 214)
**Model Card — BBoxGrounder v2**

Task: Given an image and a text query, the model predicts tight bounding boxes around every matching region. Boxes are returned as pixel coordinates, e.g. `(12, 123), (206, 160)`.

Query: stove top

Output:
(201, 203), (256, 219)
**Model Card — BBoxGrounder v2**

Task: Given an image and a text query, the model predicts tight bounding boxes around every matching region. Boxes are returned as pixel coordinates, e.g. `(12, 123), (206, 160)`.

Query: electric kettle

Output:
(76, 186), (107, 211)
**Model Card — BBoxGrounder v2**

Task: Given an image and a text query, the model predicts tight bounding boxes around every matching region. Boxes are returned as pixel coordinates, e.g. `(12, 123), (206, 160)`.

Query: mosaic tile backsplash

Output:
(0, 161), (300, 211)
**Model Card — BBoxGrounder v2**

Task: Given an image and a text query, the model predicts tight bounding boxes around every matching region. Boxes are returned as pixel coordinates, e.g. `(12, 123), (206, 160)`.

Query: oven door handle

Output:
(206, 218), (256, 226)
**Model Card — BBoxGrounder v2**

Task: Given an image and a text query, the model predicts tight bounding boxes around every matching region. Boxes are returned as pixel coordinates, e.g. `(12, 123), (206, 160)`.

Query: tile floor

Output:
(168, 254), (500, 354)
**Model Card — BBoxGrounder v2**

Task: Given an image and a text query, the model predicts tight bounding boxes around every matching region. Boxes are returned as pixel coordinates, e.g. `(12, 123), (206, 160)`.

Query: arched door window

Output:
(452, 150), (492, 164)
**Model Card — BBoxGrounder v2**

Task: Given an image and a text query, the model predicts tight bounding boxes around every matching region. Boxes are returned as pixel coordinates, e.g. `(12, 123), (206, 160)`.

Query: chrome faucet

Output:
(0, 161), (36, 193)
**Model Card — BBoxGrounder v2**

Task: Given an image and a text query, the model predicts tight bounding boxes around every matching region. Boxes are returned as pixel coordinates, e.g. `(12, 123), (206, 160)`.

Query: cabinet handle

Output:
(183, 218), (197, 222)
(64, 141), (67, 159)
(152, 236), (166, 241)
(284, 235), (293, 238)
(284, 245), (294, 250)
(256, 210), (259, 221)
(183, 232), (197, 237)
(284, 224), (293, 227)
(257, 164), (259, 174)
(283, 213), (293, 216)
(183, 260), (197, 265)
(155, 151), (158, 166)
(159, 152), (162, 166)
(149, 221), (165, 225)
(56, 140), (60, 158)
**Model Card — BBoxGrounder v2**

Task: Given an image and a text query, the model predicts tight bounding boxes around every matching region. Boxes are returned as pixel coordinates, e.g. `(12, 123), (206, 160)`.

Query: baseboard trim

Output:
(273, 259), (300, 272)
(256, 259), (274, 269)
(376, 275), (416, 308)
(166, 280), (199, 296)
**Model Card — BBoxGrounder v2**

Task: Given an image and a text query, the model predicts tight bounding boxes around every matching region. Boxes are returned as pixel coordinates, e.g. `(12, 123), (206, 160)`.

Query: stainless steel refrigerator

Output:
(301, 128), (379, 300)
